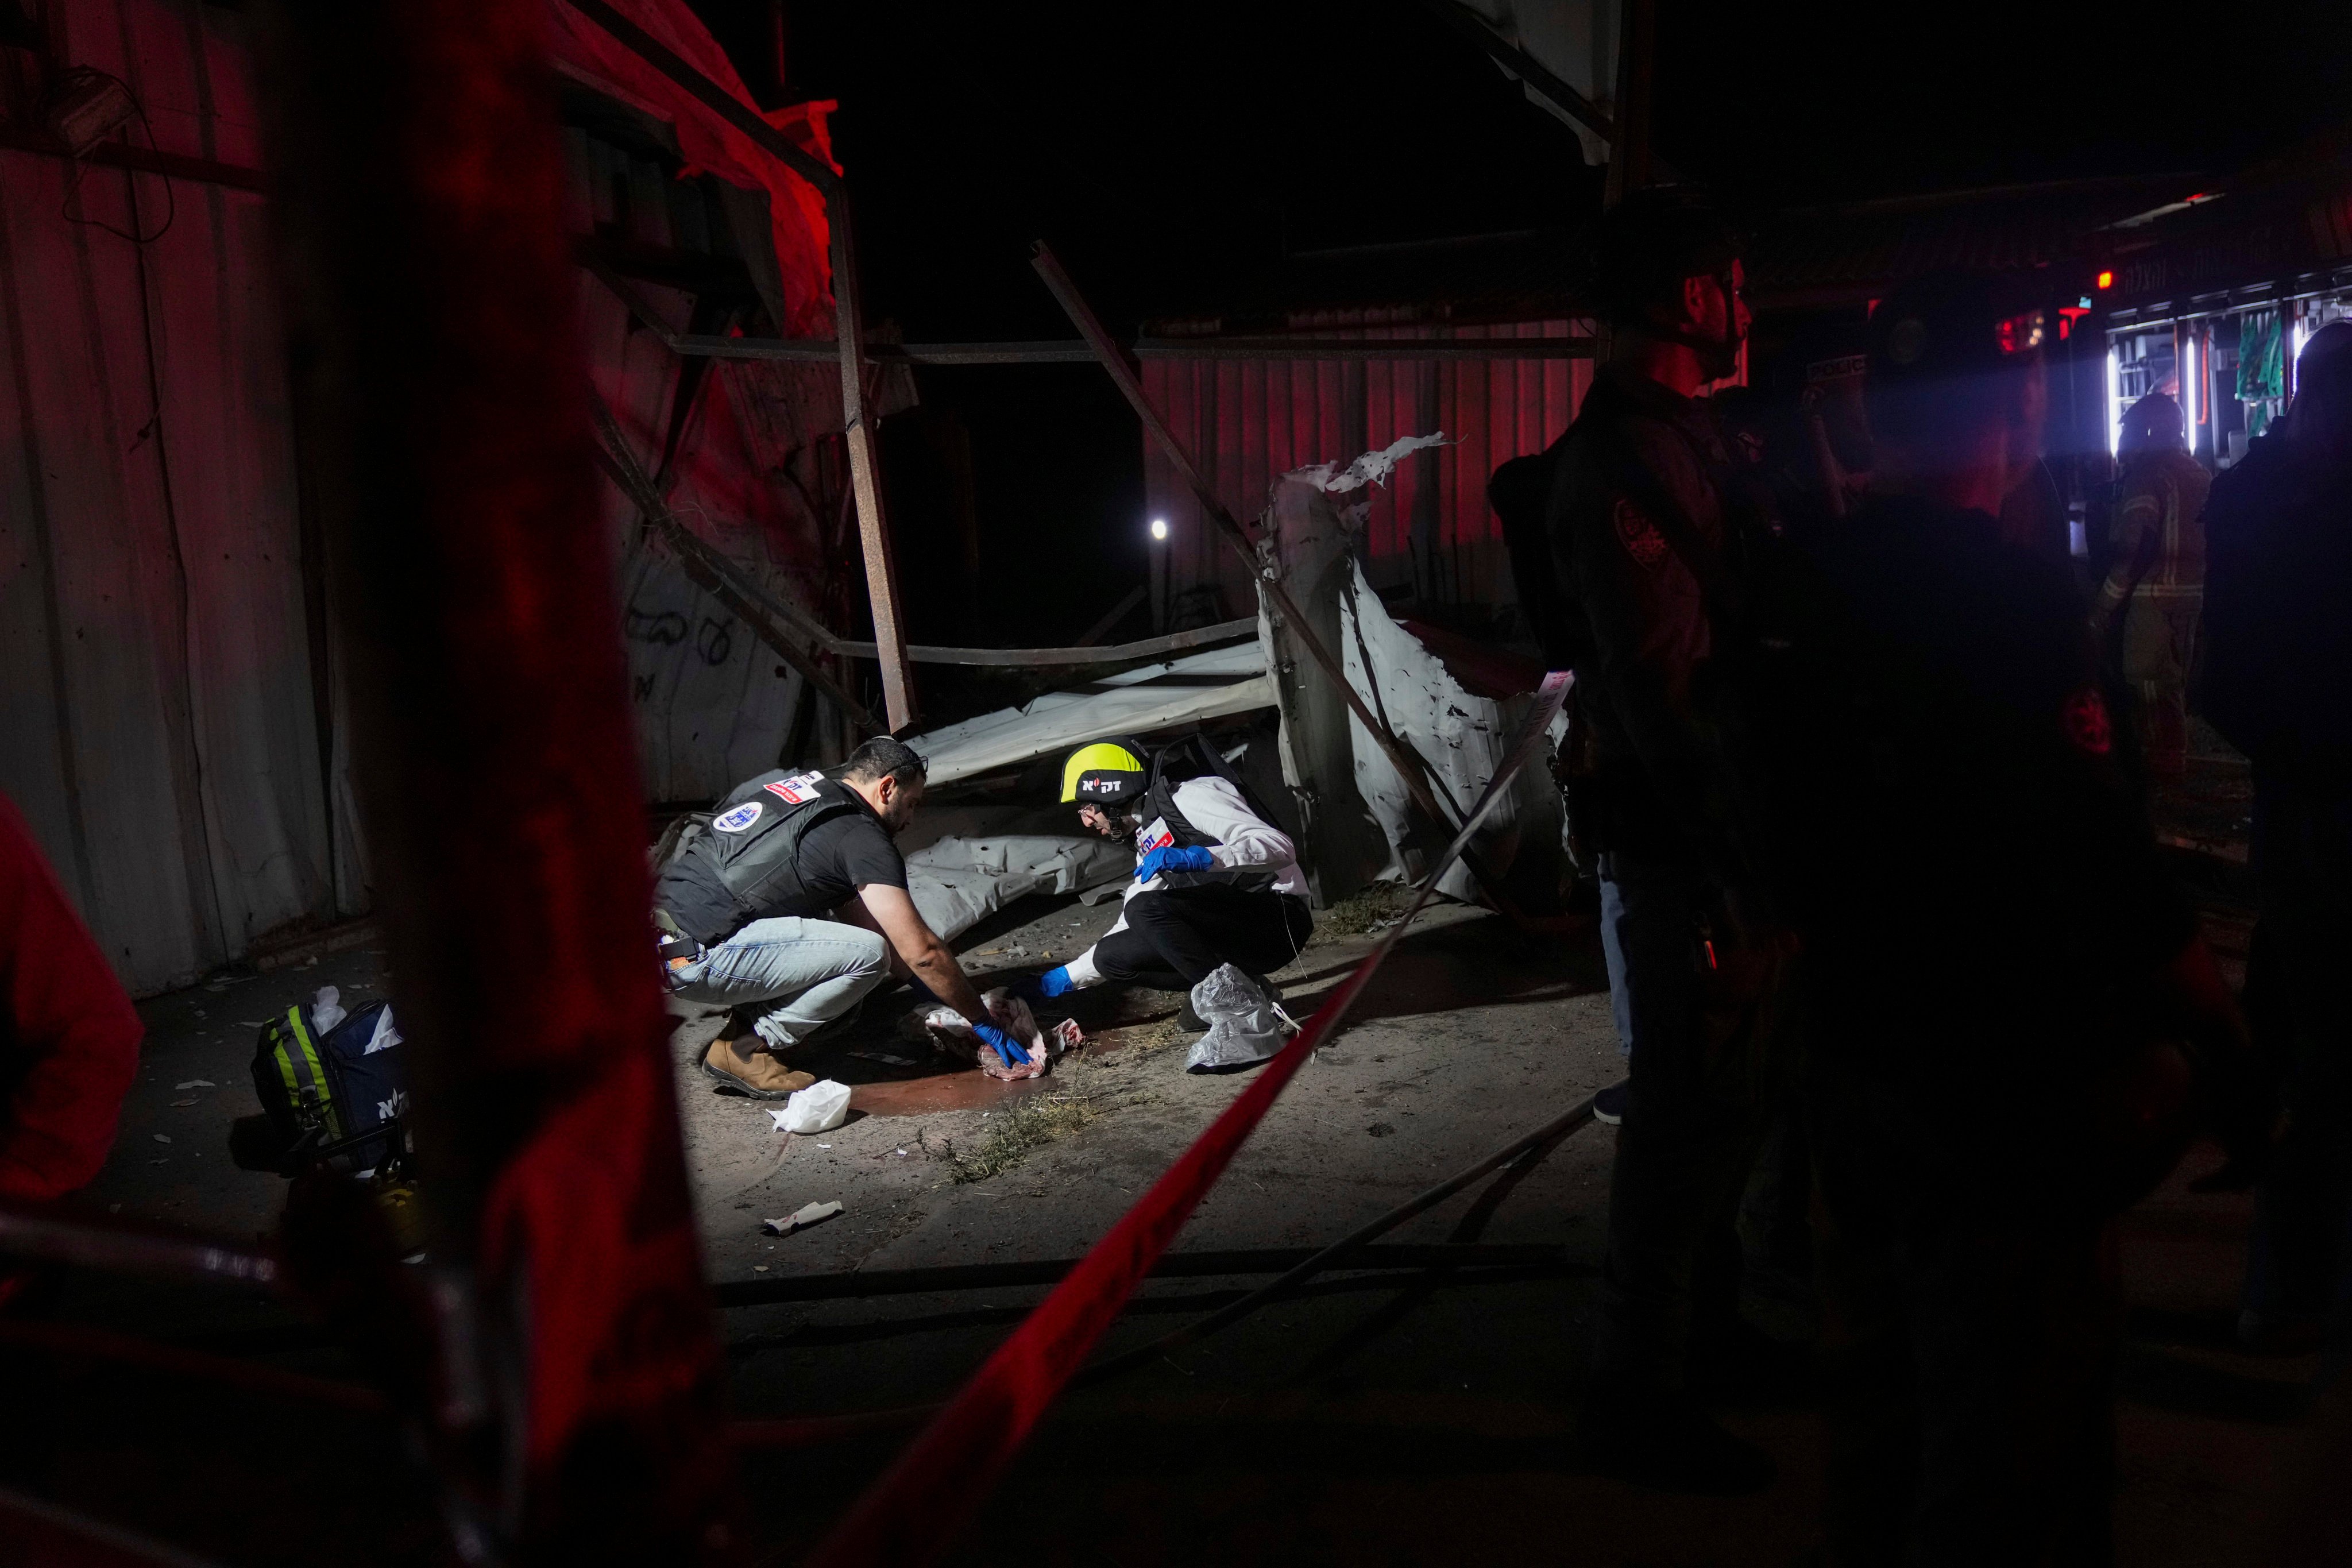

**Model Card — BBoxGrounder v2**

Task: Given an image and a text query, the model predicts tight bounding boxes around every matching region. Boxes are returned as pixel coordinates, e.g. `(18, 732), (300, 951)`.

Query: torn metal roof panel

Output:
(907, 642), (1274, 786)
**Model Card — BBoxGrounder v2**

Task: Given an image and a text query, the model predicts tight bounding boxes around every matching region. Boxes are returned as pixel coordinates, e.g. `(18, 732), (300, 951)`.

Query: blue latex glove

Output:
(1036, 964), (1076, 999)
(1134, 844), (1215, 883)
(972, 1020), (1030, 1068)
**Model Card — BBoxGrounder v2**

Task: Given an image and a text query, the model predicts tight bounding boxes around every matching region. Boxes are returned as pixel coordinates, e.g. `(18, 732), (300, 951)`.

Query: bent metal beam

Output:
(560, 0), (920, 731)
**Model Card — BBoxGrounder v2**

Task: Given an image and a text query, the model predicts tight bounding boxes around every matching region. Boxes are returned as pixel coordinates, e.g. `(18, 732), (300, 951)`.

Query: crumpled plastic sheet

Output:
(1293, 430), (1447, 495)
(923, 987), (1084, 1081)
(1186, 964), (1287, 1073)
(904, 835), (1134, 942)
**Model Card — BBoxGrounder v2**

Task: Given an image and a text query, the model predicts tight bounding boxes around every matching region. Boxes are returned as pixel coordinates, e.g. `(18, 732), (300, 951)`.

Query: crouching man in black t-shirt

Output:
(653, 737), (1028, 1098)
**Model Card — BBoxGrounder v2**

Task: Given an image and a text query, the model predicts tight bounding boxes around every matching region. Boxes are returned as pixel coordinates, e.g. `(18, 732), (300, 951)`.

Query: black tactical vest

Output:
(1138, 759), (1280, 896)
(662, 768), (862, 941)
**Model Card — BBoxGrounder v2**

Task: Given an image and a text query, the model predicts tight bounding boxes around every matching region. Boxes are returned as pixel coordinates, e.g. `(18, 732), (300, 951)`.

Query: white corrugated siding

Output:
(1141, 319), (1594, 628)
(585, 277), (850, 805)
(0, 0), (341, 995)
(0, 0), (849, 992)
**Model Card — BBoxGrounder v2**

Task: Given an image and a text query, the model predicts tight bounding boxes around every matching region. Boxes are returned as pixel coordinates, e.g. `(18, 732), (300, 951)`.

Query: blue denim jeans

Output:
(1598, 866), (1635, 1059)
(670, 917), (891, 1050)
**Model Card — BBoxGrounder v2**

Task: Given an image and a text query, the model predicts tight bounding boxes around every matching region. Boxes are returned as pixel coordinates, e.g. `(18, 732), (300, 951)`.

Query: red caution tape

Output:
(807, 671), (1572, 1568)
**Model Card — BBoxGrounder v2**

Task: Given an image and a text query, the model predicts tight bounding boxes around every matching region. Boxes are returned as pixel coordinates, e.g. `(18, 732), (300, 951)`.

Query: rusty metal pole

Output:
(1603, 0), (1654, 208)
(558, 0), (916, 732)
(829, 206), (919, 732)
(252, 2), (737, 1560)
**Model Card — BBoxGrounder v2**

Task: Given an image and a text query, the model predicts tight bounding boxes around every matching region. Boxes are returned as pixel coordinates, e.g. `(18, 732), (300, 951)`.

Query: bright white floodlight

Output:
(1149, 518), (1169, 541)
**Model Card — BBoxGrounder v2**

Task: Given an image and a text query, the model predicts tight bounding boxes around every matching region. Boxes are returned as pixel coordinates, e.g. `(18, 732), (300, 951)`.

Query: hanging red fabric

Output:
(545, 0), (837, 337)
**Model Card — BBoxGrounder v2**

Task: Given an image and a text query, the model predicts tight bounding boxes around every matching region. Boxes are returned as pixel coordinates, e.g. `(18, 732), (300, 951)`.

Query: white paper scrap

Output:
(174, 1079), (217, 1090)
(759, 1200), (843, 1237)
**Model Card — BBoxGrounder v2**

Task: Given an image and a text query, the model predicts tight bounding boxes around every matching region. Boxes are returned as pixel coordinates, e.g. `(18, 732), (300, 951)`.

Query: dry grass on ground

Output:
(1309, 879), (1418, 941)
(943, 1092), (1100, 1184)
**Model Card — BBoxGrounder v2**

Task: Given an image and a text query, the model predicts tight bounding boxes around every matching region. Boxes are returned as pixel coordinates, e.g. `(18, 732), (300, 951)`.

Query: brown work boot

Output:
(700, 1034), (816, 1100)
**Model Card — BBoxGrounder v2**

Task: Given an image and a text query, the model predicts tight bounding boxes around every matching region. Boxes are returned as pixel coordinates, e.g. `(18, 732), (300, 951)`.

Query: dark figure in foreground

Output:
(1749, 274), (2269, 1563)
(652, 737), (1030, 1095)
(1546, 186), (1790, 1492)
(0, 790), (141, 1211)
(1030, 737), (1309, 1024)
(2092, 391), (2211, 780)
(0, 791), (142, 1482)
(2204, 322), (2352, 1368)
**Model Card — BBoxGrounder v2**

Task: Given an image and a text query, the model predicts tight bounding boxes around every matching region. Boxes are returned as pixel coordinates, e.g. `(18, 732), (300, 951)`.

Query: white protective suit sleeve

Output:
(1163, 777), (1306, 895)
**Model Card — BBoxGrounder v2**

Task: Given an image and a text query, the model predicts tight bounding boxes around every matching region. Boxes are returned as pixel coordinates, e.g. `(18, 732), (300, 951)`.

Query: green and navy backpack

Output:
(249, 999), (407, 1173)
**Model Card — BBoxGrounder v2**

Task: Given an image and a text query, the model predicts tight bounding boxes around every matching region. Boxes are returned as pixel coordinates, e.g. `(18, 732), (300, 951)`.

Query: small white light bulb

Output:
(1149, 518), (1169, 541)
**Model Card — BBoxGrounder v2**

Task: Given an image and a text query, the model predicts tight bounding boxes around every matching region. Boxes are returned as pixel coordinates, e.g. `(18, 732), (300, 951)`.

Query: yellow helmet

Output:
(1060, 739), (1149, 805)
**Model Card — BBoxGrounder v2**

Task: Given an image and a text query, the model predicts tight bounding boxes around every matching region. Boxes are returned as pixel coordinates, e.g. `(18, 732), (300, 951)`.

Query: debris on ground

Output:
(1312, 880), (1419, 940)
(945, 1091), (1099, 1184)
(905, 835), (1130, 941)
(760, 1199), (843, 1237)
(769, 1079), (851, 1134)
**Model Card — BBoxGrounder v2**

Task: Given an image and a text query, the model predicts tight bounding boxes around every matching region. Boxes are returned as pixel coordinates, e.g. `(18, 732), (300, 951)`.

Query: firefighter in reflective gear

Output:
(2091, 391), (2211, 778)
(1030, 739), (1310, 1024)
(652, 736), (1029, 1096)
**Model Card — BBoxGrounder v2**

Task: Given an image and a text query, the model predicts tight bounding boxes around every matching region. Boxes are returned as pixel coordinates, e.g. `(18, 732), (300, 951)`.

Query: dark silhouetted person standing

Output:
(1745, 274), (2269, 1563)
(1547, 187), (1789, 1494)
(2204, 322), (2352, 1366)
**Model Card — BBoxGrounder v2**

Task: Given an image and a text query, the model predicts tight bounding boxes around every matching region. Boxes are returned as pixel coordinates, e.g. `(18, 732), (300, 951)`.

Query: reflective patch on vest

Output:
(1614, 496), (1670, 569)
(714, 801), (764, 832)
(2061, 687), (2112, 756)
(764, 771), (825, 805)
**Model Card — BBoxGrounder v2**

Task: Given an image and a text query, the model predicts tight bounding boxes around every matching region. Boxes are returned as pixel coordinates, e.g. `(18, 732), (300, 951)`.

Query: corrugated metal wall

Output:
(1141, 319), (1593, 629)
(0, 0), (851, 993)
(0, 0), (345, 997)
(585, 276), (860, 805)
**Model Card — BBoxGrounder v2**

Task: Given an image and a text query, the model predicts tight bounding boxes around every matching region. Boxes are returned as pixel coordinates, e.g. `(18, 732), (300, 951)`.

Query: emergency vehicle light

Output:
(2105, 347), (2122, 457)
(2183, 336), (2199, 437)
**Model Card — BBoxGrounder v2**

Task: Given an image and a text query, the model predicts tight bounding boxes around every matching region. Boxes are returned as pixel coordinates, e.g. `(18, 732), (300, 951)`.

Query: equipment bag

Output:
(250, 999), (407, 1173)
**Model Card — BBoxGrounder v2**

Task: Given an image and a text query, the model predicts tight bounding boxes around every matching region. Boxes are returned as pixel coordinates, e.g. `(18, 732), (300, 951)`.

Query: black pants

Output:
(1091, 886), (1312, 990)
(1810, 1068), (2117, 1567)
(1591, 848), (1786, 1396)
(2242, 767), (2352, 1357)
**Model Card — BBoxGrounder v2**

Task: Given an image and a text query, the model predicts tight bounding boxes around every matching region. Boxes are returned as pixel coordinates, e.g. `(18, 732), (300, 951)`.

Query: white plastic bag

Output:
(775, 1078), (852, 1134)
(311, 986), (346, 1033)
(1187, 965), (1286, 1073)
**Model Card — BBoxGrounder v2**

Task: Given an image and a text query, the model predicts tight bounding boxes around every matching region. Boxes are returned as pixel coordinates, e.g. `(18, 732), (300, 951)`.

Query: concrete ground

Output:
(20, 777), (2338, 1565)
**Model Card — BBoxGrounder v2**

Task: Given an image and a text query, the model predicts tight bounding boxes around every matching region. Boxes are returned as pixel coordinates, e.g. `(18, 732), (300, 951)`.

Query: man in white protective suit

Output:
(1024, 737), (1311, 1028)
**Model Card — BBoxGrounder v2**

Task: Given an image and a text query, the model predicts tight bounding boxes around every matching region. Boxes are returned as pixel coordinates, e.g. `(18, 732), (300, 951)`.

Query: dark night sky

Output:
(679, 1), (2352, 657)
